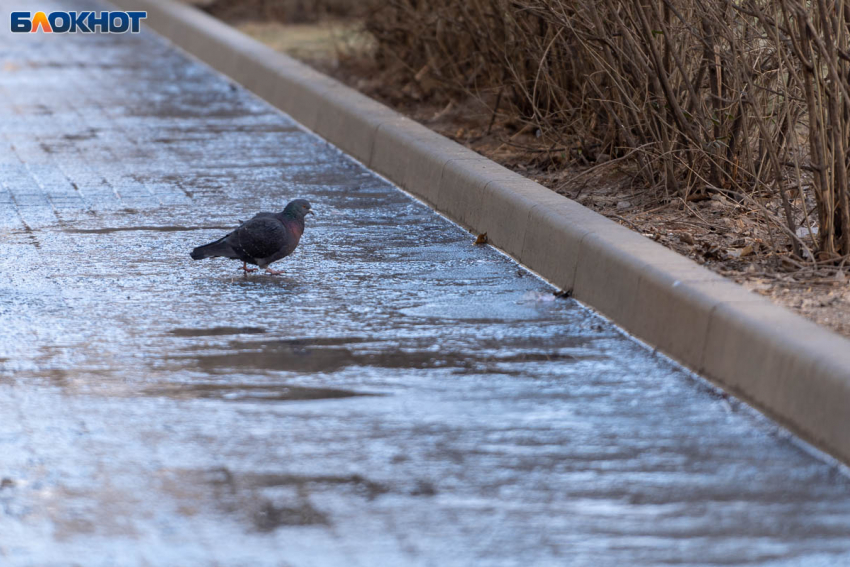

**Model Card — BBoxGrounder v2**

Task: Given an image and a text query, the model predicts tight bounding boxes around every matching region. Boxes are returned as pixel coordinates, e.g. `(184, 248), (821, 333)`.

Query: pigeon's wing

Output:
(247, 211), (277, 222)
(235, 211), (275, 229)
(236, 217), (288, 260)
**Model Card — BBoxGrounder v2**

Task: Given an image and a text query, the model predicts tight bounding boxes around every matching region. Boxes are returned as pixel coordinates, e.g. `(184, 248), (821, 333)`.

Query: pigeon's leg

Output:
(240, 262), (258, 274)
(264, 267), (285, 275)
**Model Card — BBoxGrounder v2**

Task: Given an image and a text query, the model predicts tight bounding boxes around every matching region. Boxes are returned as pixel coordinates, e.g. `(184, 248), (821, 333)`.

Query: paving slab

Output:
(1, 2), (850, 565)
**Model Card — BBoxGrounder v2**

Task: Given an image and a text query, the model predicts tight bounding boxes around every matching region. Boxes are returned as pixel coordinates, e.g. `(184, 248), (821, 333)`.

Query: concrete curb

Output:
(114, 0), (850, 465)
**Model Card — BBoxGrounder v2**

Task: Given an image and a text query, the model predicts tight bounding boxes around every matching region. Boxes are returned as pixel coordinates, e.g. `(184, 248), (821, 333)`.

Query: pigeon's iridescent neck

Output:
(291, 222), (304, 238)
(285, 217), (305, 239)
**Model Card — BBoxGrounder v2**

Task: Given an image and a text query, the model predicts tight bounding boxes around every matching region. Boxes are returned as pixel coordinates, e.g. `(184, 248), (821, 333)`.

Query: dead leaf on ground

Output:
(473, 232), (488, 245)
(727, 244), (754, 259)
(745, 281), (772, 295)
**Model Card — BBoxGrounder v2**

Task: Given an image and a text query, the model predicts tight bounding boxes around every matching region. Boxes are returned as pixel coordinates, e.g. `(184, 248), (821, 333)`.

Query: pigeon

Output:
(190, 199), (314, 275)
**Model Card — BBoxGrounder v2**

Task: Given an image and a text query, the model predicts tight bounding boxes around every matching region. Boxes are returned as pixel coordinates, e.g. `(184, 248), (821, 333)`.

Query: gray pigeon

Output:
(190, 199), (314, 275)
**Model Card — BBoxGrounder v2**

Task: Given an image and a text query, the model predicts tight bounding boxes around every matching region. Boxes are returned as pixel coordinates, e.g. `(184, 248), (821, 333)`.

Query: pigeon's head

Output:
(283, 199), (314, 221)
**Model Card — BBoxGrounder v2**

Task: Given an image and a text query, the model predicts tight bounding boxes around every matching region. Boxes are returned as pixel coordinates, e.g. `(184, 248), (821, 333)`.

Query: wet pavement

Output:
(1, 2), (850, 565)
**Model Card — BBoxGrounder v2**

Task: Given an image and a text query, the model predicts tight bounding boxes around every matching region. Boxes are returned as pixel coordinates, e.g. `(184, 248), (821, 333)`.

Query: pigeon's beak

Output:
(307, 209), (315, 216)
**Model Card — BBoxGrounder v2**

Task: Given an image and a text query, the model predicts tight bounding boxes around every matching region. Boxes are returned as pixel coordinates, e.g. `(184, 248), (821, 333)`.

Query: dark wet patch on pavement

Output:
(173, 339), (587, 375)
(177, 336), (370, 353)
(251, 499), (329, 531)
(206, 468), (386, 497)
(182, 345), (359, 374)
(226, 470), (389, 500)
(62, 130), (99, 142)
(169, 326), (267, 337)
(143, 382), (374, 402)
(164, 468), (392, 532)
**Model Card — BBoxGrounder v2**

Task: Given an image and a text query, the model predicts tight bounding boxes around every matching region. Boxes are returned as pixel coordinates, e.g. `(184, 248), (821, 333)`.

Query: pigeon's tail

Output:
(191, 235), (234, 260)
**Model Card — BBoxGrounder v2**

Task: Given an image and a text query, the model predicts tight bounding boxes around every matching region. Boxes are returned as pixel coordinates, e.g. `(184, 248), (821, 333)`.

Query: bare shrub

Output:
(364, 0), (850, 261)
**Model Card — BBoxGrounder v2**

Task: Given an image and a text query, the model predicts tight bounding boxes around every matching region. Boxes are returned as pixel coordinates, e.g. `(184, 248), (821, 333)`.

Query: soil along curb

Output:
(114, 0), (850, 465)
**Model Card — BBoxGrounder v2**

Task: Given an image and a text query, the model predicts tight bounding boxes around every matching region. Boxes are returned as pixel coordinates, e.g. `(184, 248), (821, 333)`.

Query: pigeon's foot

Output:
(264, 267), (285, 275)
(240, 262), (258, 274)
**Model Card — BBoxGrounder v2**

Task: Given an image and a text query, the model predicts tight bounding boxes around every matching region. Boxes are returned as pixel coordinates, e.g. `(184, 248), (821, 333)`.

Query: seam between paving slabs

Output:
(110, 0), (850, 466)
